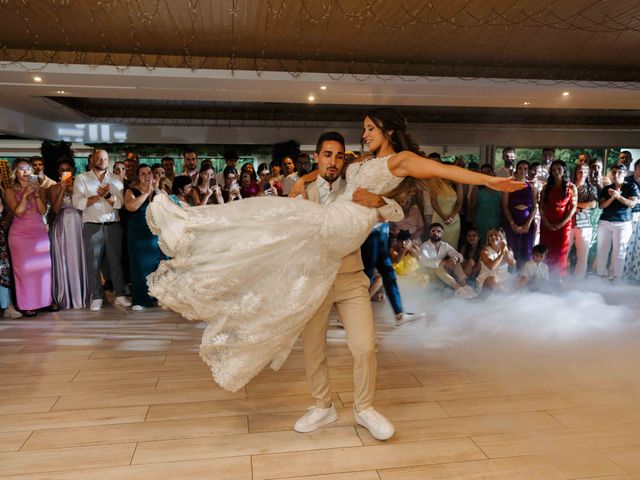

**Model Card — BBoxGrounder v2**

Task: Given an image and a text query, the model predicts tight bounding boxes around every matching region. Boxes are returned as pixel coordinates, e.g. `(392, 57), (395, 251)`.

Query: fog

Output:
(385, 277), (640, 393)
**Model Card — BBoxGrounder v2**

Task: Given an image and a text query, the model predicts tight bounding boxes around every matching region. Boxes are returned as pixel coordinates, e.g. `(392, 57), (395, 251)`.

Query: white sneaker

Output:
(132, 305), (145, 311)
(455, 285), (478, 300)
(114, 296), (132, 307)
(354, 406), (395, 440)
(3, 306), (22, 318)
(293, 404), (338, 433)
(395, 312), (424, 325)
(90, 299), (103, 311)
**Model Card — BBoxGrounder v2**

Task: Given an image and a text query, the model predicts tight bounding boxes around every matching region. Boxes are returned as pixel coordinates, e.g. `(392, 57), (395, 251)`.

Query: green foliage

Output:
(494, 147), (607, 171)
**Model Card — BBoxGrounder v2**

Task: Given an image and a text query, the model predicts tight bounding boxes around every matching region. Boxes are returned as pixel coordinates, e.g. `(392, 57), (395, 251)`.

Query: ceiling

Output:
(1, 0), (640, 135)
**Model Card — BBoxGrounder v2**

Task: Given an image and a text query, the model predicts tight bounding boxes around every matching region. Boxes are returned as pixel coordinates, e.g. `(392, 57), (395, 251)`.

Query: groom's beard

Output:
(321, 171), (340, 184)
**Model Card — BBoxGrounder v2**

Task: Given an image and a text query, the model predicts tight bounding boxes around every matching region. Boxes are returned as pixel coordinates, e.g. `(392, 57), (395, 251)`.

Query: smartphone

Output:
(61, 171), (72, 182)
(28, 174), (38, 185)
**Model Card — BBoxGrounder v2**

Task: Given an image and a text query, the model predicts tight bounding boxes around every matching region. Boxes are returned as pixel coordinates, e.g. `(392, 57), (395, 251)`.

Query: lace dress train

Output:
(145, 155), (403, 391)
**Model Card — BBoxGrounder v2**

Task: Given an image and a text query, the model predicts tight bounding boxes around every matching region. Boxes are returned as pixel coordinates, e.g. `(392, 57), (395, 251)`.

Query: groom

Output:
(293, 131), (403, 440)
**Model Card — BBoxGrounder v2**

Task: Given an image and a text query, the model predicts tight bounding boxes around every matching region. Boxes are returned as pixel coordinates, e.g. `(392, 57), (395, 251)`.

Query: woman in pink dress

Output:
(4, 158), (52, 316)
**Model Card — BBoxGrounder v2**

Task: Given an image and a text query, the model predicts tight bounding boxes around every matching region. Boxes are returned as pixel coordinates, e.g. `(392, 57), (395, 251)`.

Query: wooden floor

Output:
(0, 296), (639, 480)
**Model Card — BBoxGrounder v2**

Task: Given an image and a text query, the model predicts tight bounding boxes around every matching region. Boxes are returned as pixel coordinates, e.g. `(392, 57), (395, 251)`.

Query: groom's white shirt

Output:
(306, 176), (404, 273)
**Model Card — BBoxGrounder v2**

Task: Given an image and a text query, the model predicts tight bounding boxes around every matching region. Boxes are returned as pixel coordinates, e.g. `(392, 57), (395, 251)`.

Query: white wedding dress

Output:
(146, 155), (404, 391)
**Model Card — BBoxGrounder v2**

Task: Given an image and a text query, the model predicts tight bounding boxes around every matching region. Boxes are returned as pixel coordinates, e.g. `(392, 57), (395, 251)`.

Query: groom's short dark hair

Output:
(315, 132), (345, 154)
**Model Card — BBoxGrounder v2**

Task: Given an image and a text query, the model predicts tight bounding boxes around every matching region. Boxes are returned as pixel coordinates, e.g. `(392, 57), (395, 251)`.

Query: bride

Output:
(146, 108), (524, 391)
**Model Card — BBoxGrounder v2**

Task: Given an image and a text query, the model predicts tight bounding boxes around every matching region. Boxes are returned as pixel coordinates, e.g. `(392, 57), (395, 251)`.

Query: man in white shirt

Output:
(216, 149), (238, 186)
(495, 147), (516, 178)
(419, 223), (477, 299)
(518, 244), (550, 291)
(72, 149), (131, 311)
(182, 148), (200, 186)
(293, 131), (403, 441)
(30, 156), (57, 189)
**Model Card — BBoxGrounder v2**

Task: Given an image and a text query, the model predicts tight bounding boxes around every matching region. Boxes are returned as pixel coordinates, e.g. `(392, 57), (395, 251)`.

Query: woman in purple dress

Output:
(4, 158), (52, 316)
(49, 159), (89, 309)
(502, 160), (538, 267)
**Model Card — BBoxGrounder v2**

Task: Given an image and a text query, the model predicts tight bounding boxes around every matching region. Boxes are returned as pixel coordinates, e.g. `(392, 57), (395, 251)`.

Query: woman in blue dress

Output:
(124, 164), (164, 311)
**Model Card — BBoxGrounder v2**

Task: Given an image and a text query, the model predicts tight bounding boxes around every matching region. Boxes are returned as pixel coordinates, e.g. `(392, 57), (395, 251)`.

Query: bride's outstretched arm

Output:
(388, 151), (526, 193)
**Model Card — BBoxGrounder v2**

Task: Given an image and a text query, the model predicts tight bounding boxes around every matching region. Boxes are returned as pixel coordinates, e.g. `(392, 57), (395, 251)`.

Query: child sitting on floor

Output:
(518, 244), (551, 291)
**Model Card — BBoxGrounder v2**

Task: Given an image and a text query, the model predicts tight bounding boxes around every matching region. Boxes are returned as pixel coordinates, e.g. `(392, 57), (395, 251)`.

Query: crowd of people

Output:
(0, 147), (316, 317)
(0, 144), (637, 317)
(389, 148), (640, 298)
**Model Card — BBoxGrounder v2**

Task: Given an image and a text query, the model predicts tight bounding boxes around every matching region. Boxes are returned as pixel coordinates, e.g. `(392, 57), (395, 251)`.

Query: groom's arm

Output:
(352, 188), (404, 222)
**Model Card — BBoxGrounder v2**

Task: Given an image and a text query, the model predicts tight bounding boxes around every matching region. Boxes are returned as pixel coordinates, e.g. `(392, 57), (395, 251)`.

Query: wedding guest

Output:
(240, 162), (256, 177)
(390, 229), (421, 276)
(282, 156), (298, 195)
(170, 175), (195, 206)
(182, 148), (199, 185)
(362, 221), (420, 322)
(73, 149), (131, 311)
(518, 244), (550, 290)
(257, 163), (278, 197)
(469, 164), (502, 241)
(502, 160), (537, 267)
(239, 170), (259, 198)
(623, 159), (640, 282)
(495, 147), (516, 177)
(390, 185), (424, 243)
(0, 192), (21, 318)
(125, 164), (164, 311)
(430, 180), (462, 248)
(161, 157), (176, 184)
(49, 158), (89, 309)
(597, 164), (639, 282)
(151, 163), (172, 194)
(568, 162), (598, 278)
(460, 227), (483, 281)
(221, 167), (241, 203)
(216, 149), (238, 186)
(539, 160), (577, 275)
(587, 157), (608, 268)
(124, 156), (138, 188)
(418, 223), (476, 298)
(269, 159), (284, 195)
(5, 158), (52, 315)
(476, 227), (516, 292)
(112, 161), (126, 183)
(193, 162), (223, 205)
(31, 156), (57, 189)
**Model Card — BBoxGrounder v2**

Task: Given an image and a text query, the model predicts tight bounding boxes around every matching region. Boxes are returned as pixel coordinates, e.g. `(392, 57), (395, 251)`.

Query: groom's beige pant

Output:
(301, 270), (377, 411)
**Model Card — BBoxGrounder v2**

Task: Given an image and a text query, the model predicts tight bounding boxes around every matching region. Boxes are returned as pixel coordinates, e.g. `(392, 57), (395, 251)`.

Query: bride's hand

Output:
(288, 178), (307, 199)
(486, 176), (527, 193)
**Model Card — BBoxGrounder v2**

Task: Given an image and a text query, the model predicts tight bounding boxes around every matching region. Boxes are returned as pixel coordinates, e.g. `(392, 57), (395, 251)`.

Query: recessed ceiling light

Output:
(562, 91), (570, 96)
(308, 95), (315, 102)
(56, 90), (65, 94)
(33, 76), (42, 82)
(523, 101), (531, 105)
(320, 85), (327, 90)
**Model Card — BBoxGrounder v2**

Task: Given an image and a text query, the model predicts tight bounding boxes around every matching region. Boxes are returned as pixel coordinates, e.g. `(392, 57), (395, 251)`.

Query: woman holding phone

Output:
(49, 158), (89, 309)
(4, 158), (52, 316)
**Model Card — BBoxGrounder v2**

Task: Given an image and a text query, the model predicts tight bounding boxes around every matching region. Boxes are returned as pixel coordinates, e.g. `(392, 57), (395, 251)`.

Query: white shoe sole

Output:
(294, 410), (338, 433)
(354, 415), (395, 440)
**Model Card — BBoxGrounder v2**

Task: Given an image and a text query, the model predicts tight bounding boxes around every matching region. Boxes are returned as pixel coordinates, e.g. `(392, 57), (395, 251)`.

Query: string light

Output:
(0, 0), (638, 90)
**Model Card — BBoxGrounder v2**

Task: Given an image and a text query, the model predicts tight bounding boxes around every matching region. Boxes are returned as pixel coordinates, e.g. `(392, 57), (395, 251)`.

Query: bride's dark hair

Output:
(362, 108), (451, 204)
